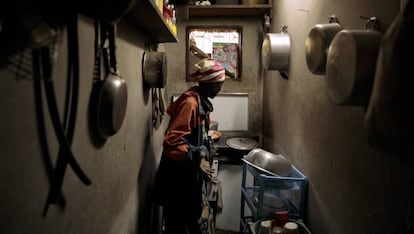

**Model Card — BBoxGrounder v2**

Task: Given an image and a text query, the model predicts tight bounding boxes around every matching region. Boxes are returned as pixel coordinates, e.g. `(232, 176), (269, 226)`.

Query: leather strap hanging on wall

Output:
(33, 43), (67, 212)
(37, 14), (92, 216)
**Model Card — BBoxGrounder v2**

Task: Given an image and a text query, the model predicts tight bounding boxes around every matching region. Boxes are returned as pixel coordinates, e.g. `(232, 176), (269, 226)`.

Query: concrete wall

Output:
(0, 14), (165, 234)
(264, 0), (413, 233)
(1, 1), (411, 233)
(164, 16), (264, 135)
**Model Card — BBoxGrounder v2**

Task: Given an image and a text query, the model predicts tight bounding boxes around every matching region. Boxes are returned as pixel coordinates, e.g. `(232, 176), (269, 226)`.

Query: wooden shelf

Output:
(187, 4), (272, 17)
(126, 0), (178, 43)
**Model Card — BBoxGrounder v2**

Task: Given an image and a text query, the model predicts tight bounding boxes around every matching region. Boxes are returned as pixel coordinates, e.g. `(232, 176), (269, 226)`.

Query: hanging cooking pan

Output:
(96, 22), (128, 138)
(305, 15), (343, 75)
(325, 17), (382, 106)
(142, 51), (167, 88)
(261, 25), (291, 71)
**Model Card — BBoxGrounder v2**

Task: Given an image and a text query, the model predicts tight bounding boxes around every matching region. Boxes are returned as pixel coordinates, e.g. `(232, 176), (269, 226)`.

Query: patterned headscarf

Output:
(189, 59), (225, 83)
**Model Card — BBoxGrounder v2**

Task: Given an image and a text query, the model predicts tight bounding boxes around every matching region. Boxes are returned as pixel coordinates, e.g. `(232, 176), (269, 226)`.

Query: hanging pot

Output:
(305, 15), (343, 75)
(142, 51), (167, 88)
(261, 26), (291, 71)
(96, 22), (128, 138)
(325, 17), (382, 106)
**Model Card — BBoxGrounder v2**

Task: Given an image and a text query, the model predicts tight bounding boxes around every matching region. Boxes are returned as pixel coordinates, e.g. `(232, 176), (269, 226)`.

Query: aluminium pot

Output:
(325, 29), (382, 106)
(305, 22), (343, 75)
(142, 51), (167, 88)
(262, 32), (291, 71)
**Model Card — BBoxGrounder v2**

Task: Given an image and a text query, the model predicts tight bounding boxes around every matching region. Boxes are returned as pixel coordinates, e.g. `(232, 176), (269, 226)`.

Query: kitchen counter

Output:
(214, 130), (258, 231)
(214, 130), (259, 164)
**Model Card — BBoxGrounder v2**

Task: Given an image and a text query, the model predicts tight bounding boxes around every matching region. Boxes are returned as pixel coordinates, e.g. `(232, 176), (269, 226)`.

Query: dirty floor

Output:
(216, 229), (239, 234)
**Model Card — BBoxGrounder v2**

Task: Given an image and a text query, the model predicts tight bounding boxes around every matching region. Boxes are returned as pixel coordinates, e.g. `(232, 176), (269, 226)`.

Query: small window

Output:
(186, 26), (242, 81)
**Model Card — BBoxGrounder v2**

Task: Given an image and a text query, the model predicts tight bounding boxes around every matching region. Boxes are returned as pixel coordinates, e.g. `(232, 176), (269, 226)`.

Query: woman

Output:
(154, 58), (225, 234)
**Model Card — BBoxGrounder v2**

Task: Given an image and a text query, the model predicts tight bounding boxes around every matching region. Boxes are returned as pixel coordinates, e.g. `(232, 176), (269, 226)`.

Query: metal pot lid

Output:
(226, 137), (258, 150)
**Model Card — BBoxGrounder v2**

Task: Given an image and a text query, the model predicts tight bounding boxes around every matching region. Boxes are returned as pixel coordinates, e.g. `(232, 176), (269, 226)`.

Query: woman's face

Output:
(200, 82), (224, 98)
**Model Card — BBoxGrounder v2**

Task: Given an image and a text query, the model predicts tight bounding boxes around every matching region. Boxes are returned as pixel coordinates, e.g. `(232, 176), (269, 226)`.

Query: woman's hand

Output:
(199, 152), (214, 177)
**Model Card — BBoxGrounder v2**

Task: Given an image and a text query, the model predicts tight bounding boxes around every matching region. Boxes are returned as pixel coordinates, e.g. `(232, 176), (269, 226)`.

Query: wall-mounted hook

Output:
(360, 16), (380, 31)
(145, 42), (158, 51)
(328, 15), (340, 24)
(263, 14), (271, 33)
(281, 25), (288, 33)
(279, 70), (288, 80)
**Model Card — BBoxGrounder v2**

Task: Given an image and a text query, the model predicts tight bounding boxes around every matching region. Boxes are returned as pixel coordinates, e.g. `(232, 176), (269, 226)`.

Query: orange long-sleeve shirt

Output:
(163, 87), (210, 160)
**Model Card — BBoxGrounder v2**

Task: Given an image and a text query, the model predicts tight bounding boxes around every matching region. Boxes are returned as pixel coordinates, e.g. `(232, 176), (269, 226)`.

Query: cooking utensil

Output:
(262, 25), (291, 71)
(226, 136), (258, 151)
(325, 17), (382, 106)
(95, 21), (128, 138)
(305, 15), (343, 75)
(142, 51), (167, 88)
(244, 148), (292, 176)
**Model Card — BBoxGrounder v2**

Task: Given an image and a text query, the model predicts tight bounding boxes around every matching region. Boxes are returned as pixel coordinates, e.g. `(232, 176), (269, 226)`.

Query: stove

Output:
(214, 130), (258, 164)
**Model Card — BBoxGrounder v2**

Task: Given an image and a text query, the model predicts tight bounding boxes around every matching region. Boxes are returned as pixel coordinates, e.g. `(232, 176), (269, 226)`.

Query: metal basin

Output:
(244, 148), (292, 176)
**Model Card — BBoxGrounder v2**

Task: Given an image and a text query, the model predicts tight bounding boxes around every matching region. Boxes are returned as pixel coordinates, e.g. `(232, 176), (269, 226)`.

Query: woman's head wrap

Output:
(190, 59), (225, 83)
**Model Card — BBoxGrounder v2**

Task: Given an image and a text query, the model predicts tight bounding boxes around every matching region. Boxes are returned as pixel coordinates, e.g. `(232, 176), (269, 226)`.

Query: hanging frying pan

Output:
(95, 22), (128, 138)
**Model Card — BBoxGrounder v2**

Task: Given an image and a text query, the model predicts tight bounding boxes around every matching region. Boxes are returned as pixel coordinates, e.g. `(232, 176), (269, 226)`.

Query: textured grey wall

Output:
(164, 17), (264, 135)
(264, 0), (411, 233)
(0, 15), (164, 234)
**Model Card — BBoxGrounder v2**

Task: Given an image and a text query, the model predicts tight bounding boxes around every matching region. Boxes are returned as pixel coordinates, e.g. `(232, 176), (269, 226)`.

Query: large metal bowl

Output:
(244, 148), (292, 176)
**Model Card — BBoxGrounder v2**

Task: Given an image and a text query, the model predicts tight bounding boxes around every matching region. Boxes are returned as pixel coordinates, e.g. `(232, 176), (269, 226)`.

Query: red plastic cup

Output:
(274, 210), (289, 227)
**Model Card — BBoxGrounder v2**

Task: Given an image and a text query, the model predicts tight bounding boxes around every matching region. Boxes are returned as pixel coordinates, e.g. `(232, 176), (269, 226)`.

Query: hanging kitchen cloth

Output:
(365, 0), (414, 162)
(208, 177), (223, 211)
(200, 178), (216, 234)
